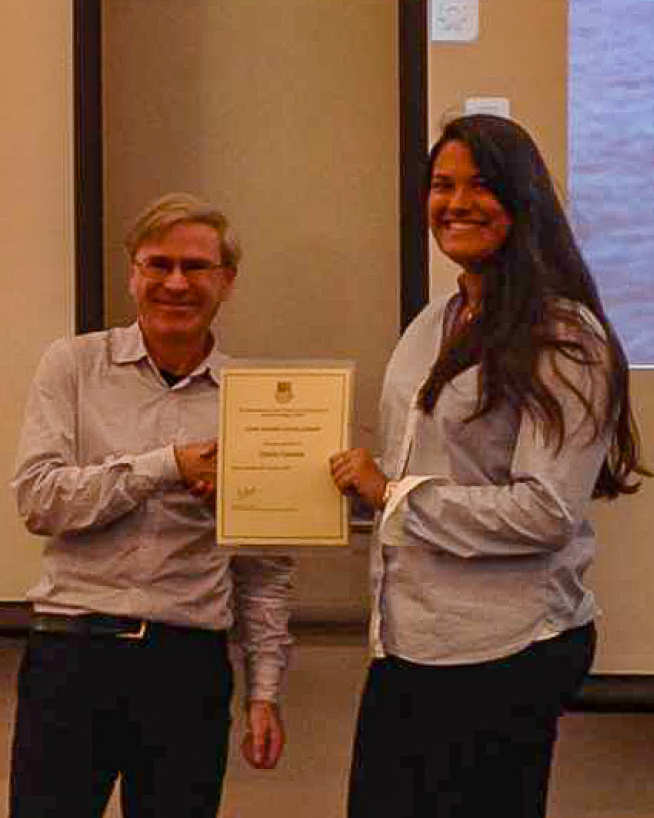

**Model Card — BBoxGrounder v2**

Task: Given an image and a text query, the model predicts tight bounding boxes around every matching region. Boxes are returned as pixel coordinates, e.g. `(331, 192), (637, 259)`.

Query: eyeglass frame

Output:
(132, 255), (229, 280)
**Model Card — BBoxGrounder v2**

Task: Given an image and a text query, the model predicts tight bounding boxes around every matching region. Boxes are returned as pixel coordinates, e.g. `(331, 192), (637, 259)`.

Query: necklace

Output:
(460, 304), (478, 323)
(457, 301), (481, 328)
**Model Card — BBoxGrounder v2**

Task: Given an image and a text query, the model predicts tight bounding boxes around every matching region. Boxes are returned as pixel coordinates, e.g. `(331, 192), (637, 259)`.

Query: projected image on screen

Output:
(569, 0), (654, 365)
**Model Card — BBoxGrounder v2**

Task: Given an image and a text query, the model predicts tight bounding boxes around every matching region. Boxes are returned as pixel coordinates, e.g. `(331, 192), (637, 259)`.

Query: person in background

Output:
(330, 114), (649, 818)
(10, 192), (293, 818)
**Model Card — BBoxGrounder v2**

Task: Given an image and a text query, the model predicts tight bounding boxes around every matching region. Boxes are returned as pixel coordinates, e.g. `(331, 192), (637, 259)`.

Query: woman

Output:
(330, 114), (648, 818)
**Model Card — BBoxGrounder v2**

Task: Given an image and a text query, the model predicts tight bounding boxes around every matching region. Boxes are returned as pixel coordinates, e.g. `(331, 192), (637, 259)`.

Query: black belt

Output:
(32, 613), (149, 640)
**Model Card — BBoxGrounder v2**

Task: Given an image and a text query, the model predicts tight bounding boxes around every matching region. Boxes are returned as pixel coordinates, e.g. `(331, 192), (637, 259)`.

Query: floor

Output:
(2, 632), (654, 817)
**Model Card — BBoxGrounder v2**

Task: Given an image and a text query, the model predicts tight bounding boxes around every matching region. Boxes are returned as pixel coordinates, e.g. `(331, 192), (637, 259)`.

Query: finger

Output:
(262, 727), (283, 768)
(196, 484), (216, 501)
(331, 456), (355, 478)
(250, 721), (267, 766)
(331, 468), (353, 488)
(332, 472), (354, 494)
(330, 462), (346, 482)
(241, 731), (257, 767)
(200, 441), (218, 459)
(189, 480), (207, 496)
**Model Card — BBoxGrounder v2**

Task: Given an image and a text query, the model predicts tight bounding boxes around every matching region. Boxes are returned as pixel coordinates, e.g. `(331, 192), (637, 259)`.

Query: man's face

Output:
(129, 221), (235, 345)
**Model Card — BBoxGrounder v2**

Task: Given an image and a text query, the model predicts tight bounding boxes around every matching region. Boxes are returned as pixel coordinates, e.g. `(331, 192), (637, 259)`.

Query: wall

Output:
(6, 1), (652, 658)
(587, 371), (654, 673)
(103, 0), (399, 620)
(0, 1), (74, 598)
(427, 0), (654, 672)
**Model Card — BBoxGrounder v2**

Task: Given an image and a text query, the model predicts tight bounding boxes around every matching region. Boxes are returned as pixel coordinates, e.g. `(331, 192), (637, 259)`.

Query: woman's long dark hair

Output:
(418, 114), (648, 498)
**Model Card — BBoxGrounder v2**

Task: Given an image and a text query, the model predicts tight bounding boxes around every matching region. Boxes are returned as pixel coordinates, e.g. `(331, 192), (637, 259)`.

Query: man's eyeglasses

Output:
(134, 256), (224, 280)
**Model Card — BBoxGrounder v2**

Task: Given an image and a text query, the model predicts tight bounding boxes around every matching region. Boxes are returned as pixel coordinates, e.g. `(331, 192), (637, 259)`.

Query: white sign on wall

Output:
(431, 0), (479, 43)
(465, 96), (511, 118)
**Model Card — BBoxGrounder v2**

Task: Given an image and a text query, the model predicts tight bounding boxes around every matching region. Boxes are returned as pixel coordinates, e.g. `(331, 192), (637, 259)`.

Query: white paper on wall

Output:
(465, 97), (511, 118)
(430, 0), (479, 43)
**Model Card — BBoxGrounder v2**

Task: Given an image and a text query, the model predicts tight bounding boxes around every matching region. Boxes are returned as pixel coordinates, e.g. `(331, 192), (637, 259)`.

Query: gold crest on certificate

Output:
(216, 363), (353, 547)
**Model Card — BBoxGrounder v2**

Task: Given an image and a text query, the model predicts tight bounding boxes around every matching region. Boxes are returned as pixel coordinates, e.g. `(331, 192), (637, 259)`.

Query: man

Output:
(10, 193), (293, 817)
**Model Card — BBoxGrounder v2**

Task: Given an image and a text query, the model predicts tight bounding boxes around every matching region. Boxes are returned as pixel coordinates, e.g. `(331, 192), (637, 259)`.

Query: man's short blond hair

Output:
(124, 192), (242, 272)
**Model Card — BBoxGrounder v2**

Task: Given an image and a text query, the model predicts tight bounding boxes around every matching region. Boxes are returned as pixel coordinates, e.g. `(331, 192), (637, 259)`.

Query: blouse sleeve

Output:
(381, 317), (612, 558)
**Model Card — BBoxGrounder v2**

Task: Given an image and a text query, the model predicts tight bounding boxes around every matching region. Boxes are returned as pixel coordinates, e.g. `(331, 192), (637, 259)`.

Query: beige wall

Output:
(103, 0), (399, 453)
(588, 370), (654, 673)
(0, 1), (74, 597)
(428, 0), (654, 672)
(103, 0), (399, 620)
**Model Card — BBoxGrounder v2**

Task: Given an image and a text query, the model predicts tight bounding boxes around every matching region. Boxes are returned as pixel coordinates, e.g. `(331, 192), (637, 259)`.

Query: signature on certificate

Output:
(236, 485), (258, 500)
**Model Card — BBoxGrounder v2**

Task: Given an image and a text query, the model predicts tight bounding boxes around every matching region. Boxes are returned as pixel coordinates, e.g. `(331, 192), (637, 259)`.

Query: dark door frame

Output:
(72, 0), (428, 335)
(73, 0), (104, 334)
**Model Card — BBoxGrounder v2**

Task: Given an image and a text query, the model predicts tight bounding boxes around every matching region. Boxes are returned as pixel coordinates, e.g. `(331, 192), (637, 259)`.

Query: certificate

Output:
(216, 363), (353, 547)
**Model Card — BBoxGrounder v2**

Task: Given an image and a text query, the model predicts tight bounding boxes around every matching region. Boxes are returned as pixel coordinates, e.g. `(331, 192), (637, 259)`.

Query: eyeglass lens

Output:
(140, 256), (218, 276)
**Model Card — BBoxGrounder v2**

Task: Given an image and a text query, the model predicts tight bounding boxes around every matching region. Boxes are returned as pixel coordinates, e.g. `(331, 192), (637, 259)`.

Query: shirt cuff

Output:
(247, 662), (283, 703)
(379, 474), (447, 546)
(130, 445), (181, 488)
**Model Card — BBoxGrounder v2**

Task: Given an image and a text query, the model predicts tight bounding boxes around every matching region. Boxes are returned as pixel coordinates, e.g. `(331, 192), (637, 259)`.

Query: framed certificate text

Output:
(217, 363), (353, 547)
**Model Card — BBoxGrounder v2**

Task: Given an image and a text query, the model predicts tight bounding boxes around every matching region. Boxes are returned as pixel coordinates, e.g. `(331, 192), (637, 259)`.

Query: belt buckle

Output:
(116, 620), (147, 640)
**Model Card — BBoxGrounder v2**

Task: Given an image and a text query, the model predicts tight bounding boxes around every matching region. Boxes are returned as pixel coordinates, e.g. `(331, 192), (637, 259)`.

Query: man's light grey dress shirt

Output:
(13, 323), (292, 701)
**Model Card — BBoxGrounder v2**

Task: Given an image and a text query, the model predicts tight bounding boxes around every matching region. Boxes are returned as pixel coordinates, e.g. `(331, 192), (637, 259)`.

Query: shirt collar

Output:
(109, 322), (230, 386)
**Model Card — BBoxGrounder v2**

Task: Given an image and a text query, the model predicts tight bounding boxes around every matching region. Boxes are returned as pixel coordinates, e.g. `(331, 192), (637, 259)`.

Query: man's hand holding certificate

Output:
(217, 363), (353, 547)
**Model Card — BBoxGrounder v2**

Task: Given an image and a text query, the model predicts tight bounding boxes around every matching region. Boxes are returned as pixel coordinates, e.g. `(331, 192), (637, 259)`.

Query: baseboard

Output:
(0, 601), (31, 635)
(568, 673), (654, 713)
(2, 601), (652, 712)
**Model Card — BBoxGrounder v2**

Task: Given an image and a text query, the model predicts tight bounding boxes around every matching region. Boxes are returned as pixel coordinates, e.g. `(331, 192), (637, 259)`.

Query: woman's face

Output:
(428, 140), (512, 270)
